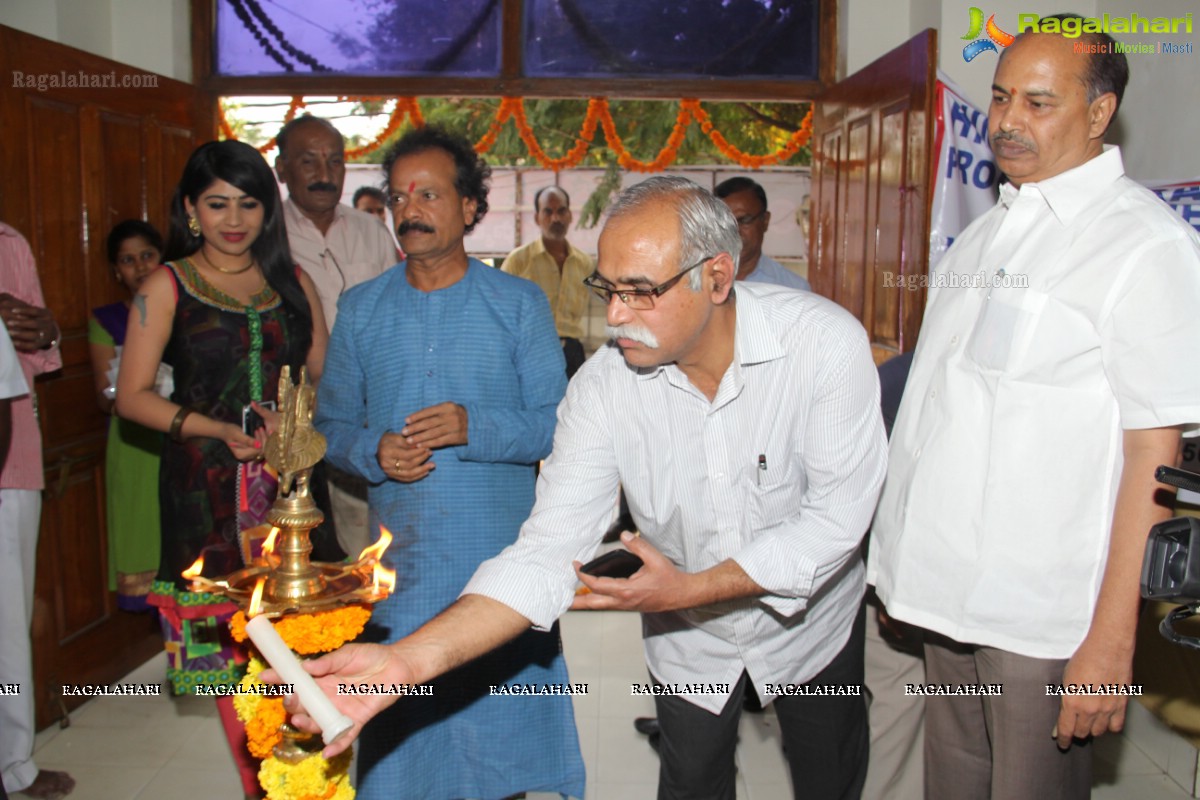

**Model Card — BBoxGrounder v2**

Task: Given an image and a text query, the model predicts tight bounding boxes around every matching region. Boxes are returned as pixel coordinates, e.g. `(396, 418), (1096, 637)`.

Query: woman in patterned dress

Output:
(116, 140), (326, 798)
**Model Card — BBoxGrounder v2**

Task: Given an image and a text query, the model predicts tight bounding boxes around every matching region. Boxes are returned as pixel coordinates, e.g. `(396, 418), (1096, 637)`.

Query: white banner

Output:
(929, 72), (1001, 270)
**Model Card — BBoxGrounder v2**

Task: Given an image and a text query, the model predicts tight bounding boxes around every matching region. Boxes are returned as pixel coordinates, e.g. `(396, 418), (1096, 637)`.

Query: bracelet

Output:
(169, 407), (193, 443)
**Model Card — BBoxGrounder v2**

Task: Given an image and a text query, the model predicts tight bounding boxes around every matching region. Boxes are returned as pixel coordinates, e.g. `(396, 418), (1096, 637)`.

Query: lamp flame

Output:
(358, 526), (394, 563)
(373, 563), (397, 596)
(182, 555), (204, 580)
(248, 576), (267, 617)
(262, 527), (280, 558)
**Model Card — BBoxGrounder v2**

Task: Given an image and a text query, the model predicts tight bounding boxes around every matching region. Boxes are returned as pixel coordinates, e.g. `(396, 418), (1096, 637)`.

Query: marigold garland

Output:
(259, 748), (354, 800)
(217, 95), (813, 170)
(500, 97), (603, 171)
(234, 657), (289, 759)
(685, 99), (814, 169)
(344, 99), (419, 160)
(230, 603), (369, 799)
(230, 604), (371, 655)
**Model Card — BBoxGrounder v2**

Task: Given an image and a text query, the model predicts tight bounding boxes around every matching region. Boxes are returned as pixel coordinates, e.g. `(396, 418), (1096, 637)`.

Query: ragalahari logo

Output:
(962, 7), (1015, 61)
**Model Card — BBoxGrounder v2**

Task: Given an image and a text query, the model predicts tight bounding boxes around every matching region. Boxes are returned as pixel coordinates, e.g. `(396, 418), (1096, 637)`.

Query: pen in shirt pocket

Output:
(757, 453), (767, 486)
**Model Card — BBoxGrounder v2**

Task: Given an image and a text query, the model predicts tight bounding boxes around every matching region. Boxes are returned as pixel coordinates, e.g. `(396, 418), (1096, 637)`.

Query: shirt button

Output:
(426, 370), (433, 377)
(914, 447), (922, 459)
(950, 335), (958, 345)
(930, 390), (937, 399)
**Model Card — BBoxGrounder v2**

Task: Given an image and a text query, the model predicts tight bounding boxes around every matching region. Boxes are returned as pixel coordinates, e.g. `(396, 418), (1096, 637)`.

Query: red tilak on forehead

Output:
(1011, 87), (1017, 96)
(408, 181), (415, 194)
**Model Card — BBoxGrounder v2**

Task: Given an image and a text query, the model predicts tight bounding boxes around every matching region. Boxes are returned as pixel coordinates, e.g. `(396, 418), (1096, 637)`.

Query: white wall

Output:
(842, 0), (1197, 180)
(1098, 0), (1198, 180)
(0, 0), (191, 82)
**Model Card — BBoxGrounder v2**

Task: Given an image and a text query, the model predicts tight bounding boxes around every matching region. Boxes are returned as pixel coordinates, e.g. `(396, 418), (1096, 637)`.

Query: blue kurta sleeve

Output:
(315, 287), (389, 483)
(459, 284), (566, 465)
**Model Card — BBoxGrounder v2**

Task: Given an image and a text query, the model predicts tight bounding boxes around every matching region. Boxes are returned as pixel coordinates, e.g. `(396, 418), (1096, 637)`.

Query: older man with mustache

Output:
(868, 19), (1200, 800)
(287, 175), (886, 800)
(275, 114), (396, 558)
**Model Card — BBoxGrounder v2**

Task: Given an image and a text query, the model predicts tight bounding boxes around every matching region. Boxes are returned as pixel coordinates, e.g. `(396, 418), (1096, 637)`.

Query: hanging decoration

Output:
(218, 96), (814, 172)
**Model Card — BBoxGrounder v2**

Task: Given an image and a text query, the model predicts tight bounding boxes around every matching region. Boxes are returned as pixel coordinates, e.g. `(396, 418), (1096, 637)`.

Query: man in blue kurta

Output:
(314, 126), (585, 800)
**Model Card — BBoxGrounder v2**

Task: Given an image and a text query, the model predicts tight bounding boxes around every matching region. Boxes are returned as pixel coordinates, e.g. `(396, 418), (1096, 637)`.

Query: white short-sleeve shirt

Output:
(869, 146), (1200, 659)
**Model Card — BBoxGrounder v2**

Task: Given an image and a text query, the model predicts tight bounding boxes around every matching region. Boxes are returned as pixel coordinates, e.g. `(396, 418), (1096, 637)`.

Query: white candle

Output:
(244, 614), (353, 746)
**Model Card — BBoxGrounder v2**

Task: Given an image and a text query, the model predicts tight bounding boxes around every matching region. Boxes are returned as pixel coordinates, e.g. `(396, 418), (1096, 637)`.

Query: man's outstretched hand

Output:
(260, 642), (416, 758)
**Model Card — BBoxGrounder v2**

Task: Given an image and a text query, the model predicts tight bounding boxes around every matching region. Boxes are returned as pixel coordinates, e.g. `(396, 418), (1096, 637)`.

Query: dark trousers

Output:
(654, 609), (868, 800)
(562, 337), (585, 379)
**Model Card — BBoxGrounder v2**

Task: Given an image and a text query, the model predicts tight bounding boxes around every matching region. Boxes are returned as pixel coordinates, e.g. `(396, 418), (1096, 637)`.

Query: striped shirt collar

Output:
(635, 285), (790, 394)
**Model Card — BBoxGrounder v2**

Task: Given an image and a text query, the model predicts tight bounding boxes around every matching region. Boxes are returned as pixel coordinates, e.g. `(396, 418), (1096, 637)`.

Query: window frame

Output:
(193, 0), (837, 101)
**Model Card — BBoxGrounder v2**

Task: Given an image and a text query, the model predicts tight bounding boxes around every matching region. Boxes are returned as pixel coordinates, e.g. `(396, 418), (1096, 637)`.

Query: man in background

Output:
(352, 185), (388, 224)
(502, 186), (593, 378)
(275, 114), (396, 559)
(715, 176), (811, 291)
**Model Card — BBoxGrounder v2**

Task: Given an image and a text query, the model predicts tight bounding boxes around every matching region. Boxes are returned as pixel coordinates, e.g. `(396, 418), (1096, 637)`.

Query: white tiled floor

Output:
(27, 608), (1197, 799)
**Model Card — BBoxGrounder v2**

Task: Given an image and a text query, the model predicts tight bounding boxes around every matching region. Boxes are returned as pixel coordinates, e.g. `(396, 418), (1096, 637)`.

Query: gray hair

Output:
(606, 176), (742, 291)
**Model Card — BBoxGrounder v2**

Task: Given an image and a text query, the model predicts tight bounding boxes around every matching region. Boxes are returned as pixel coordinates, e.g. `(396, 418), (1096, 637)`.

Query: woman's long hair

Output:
(165, 140), (312, 362)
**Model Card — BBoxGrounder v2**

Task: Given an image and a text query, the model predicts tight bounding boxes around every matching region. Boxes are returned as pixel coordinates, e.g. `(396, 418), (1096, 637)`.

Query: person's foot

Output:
(15, 770), (74, 800)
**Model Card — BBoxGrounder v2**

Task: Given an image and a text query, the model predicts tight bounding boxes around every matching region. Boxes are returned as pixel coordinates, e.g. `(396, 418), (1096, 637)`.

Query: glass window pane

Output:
(524, 0), (820, 80)
(216, 0), (501, 77)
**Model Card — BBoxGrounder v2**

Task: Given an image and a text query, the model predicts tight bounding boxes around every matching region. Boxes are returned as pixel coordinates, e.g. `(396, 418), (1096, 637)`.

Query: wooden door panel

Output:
(158, 126), (198, 224)
(0, 23), (209, 728)
(811, 30), (936, 361)
(47, 462), (110, 634)
(810, 128), (842, 295)
(902, 103), (931, 350)
(26, 99), (86, 333)
(871, 104), (909, 351)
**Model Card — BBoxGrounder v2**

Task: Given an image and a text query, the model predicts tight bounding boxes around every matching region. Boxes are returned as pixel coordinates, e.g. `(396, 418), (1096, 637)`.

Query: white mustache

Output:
(606, 324), (659, 348)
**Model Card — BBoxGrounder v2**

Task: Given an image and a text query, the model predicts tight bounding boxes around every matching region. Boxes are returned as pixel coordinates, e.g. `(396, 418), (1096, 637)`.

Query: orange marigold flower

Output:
(231, 605), (371, 655)
(245, 696), (287, 760)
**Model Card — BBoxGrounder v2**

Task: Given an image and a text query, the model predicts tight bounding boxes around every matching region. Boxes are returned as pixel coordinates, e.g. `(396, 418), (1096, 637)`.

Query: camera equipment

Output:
(1140, 465), (1200, 650)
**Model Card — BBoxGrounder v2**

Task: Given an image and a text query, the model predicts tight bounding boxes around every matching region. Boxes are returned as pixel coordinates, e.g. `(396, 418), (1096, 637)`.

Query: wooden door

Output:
(809, 30), (937, 361)
(0, 24), (214, 729)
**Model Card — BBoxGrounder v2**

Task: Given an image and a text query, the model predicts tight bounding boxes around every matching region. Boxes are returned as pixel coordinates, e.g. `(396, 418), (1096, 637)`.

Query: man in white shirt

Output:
(275, 114), (396, 558)
(715, 177), (810, 291)
(869, 25), (1200, 800)
(281, 177), (887, 800)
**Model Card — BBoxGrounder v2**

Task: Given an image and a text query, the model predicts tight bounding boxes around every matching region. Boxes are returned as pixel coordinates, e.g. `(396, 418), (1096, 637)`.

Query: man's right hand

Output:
(0, 293), (57, 352)
(377, 431), (434, 482)
(265, 643), (415, 758)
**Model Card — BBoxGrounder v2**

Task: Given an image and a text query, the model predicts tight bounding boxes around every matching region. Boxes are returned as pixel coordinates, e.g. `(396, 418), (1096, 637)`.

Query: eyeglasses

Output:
(582, 257), (711, 310)
(735, 210), (767, 228)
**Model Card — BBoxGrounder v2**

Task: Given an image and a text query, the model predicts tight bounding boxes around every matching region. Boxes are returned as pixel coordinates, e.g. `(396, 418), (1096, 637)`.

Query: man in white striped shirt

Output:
(283, 177), (887, 799)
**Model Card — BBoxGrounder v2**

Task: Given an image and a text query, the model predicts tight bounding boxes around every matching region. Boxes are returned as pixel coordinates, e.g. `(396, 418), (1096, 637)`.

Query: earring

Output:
(187, 216), (200, 237)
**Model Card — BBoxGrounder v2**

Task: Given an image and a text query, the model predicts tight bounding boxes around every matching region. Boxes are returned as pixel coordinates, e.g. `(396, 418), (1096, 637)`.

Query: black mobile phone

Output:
(580, 549), (644, 579)
(242, 400), (276, 436)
